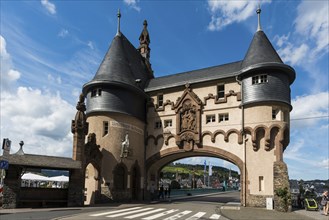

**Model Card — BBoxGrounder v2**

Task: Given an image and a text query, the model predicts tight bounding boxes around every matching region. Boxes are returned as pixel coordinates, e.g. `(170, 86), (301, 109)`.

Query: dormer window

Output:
(91, 88), (102, 97)
(252, 74), (268, 85)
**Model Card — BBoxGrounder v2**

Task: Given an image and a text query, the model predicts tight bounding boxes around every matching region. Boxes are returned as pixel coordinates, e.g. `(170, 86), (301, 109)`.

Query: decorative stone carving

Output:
(120, 133), (130, 158)
(174, 85), (202, 150)
(71, 93), (88, 137)
(180, 103), (197, 131)
(203, 90), (241, 105)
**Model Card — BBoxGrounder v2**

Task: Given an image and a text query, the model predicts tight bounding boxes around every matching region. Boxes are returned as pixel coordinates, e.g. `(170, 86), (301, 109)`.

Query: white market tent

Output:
(48, 175), (69, 182)
(21, 172), (51, 181)
(21, 172), (69, 188)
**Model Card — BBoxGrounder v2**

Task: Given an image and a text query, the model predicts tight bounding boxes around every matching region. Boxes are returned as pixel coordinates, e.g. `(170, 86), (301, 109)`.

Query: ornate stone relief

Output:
(174, 84), (202, 151)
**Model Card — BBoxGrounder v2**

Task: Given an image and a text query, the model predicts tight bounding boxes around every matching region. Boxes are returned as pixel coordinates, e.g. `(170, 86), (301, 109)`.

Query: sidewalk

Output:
(220, 205), (329, 220)
(166, 192), (329, 220)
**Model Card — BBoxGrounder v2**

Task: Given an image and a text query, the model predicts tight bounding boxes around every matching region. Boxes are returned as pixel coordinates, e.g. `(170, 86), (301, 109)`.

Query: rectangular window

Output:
(272, 109), (277, 120)
(157, 94), (164, 107)
(217, 84), (225, 99)
(272, 108), (282, 120)
(206, 115), (216, 124)
(91, 88), (102, 97)
(155, 121), (162, 129)
(103, 121), (109, 136)
(252, 74), (268, 85)
(259, 176), (264, 192)
(219, 113), (229, 122)
(164, 119), (172, 128)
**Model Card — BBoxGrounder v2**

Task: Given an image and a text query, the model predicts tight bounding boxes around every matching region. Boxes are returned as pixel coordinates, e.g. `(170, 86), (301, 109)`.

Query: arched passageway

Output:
(145, 146), (244, 203)
(84, 163), (98, 205)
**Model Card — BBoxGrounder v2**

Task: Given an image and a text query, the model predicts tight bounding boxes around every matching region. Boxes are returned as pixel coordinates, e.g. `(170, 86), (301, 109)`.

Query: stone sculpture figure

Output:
(120, 133), (130, 158)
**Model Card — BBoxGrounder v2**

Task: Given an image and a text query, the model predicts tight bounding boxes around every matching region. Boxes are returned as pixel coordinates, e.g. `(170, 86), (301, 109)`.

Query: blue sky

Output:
(1, 0), (328, 181)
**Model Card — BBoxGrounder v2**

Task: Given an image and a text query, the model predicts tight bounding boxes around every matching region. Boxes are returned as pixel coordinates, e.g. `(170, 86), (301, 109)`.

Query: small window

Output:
(206, 115), (216, 124)
(157, 94), (163, 107)
(219, 113), (229, 122)
(164, 119), (172, 128)
(91, 88), (102, 97)
(103, 121), (109, 136)
(272, 108), (281, 120)
(217, 84), (225, 99)
(259, 176), (264, 192)
(272, 109), (277, 120)
(155, 121), (162, 129)
(252, 74), (268, 85)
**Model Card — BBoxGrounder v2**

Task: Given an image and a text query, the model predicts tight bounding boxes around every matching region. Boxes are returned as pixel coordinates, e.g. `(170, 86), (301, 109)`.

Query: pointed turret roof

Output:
(241, 30), (283, 69)
(83, 23), (153, 95)
(240, 6), (295, 83)
(241, 6), (282, 69)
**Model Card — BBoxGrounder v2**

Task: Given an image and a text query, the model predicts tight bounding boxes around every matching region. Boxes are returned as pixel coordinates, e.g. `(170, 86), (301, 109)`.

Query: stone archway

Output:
(84, 163), (98, 205)
(145, 145), (244, 202)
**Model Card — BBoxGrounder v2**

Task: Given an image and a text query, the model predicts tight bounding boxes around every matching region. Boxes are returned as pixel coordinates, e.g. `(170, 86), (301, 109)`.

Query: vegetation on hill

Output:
(161, 162), (239, 181)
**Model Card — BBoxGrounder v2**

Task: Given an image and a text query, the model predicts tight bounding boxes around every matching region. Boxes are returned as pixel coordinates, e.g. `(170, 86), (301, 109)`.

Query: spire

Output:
(139, 20), (151, 59)
(138, 19), (153, 73)
(256, 4), (262, 32)
(116, 9), (121, 36)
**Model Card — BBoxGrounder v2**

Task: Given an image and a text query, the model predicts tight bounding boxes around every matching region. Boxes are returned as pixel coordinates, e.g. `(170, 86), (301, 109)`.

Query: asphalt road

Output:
(0, 191), (238, 220)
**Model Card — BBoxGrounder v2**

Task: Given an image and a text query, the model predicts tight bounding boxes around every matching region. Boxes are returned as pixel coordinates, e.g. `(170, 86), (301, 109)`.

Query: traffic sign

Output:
(0, 160), (9, 170)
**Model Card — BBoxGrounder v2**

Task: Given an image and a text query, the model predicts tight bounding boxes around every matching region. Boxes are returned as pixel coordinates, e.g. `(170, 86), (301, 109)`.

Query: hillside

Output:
(161, 162), (239, 180)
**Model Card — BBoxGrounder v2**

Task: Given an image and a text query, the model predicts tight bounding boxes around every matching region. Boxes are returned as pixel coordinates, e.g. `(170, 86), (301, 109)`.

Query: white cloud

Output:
(0, 35), (75, 157)
(291, 92), (329, 121)
(317, 159), (329, 169)
(207, 0), (271, 31)
(286, 91), (329, 179)
(1, 87), (75, 157)
(41, 0), (56, 15)
(275, 1), (328, 92)
(294, 1), (329, 56)
(58, 29), (69, 38)
(0, 35), (21, 91)
(123, 0), (141, 12)
(87, 41), (94, 50)
(277, 42), (309, 66)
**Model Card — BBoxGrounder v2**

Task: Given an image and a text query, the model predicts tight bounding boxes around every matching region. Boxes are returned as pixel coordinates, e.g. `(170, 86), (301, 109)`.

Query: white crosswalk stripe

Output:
(142, 209), (179, 220)
(209, 214), (221, 219)
(89, 206), (221, 219)
(185, 212), (206, 220)
(90, 207), (142, 217)
(106, 207), (154, 218)
(124, 208), (166, 219)
(162, 210), (192, 220)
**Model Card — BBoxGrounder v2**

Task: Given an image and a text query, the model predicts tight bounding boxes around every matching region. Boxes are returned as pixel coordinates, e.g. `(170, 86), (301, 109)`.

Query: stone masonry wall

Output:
(273, 161), (291, 212)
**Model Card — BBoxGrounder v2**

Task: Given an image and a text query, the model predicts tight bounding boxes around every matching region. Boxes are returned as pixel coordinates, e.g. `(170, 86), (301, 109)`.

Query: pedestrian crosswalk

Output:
(89, 206), (221, 219)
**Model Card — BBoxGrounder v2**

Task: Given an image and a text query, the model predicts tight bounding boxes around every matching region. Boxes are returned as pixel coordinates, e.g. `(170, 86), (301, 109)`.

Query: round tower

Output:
(238, 7), (295, 209)
(82, 11), (153, 202)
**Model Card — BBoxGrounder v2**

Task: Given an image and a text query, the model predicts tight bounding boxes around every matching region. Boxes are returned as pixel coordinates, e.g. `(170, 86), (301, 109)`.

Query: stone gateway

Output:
(71, 8), (295, 210)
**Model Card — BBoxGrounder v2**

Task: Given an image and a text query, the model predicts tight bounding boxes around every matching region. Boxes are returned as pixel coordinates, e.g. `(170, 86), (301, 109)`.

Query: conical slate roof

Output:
(83, 33), (151, 94)
(241, 30), (283, 69)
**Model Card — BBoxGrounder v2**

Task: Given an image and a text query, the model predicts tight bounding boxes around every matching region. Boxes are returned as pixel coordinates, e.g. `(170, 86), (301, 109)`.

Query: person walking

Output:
(321, 190), (329, 215)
